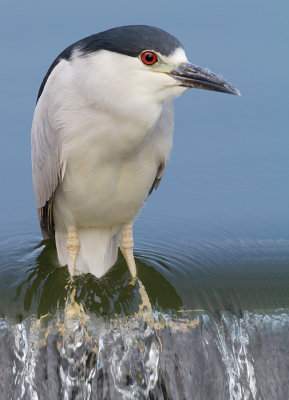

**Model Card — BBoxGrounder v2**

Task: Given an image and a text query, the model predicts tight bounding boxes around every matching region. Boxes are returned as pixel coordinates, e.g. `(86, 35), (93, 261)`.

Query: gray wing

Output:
(148, 162), (166, 195)
(148, 100), (174, 196)
(31, 99), (64, 238)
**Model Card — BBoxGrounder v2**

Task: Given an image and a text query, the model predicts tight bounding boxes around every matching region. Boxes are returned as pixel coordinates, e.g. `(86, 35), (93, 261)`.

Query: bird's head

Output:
(68, 25), (240, 108)
(39, 25), (240, 129)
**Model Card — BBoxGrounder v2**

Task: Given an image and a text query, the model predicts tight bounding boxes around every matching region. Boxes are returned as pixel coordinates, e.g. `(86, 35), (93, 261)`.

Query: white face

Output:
(69, 47), (189, 118)
(137, 46), (190, 101)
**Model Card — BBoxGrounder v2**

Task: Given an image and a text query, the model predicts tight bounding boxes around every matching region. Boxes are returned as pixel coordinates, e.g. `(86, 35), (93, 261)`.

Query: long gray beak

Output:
(170, 62), (241, 95)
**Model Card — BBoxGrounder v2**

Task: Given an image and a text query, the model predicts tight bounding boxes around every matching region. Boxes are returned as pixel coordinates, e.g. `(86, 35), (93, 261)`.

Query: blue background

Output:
(0, 0), (288, 240)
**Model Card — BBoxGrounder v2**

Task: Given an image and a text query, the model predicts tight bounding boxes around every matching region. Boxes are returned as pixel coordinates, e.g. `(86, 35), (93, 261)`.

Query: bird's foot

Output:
(137, 278), (152, 312)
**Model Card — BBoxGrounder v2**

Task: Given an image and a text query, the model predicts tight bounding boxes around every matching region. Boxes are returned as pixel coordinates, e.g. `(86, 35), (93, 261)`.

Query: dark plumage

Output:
(37, 25), (182, 102)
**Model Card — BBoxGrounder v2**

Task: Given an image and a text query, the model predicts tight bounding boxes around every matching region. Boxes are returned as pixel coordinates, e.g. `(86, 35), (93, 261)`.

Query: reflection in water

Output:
(0, 223), (289, 399)
(13, 238), (182, 320)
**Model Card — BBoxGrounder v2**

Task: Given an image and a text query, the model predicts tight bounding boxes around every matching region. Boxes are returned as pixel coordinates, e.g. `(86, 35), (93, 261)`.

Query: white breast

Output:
(53, 100), (174, 232)
(43, 52), (175, 233)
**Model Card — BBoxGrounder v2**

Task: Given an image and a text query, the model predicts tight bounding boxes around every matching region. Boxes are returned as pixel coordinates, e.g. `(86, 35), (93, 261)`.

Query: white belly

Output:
(54, 101), (174, 232)
(58, 151), (158, 228)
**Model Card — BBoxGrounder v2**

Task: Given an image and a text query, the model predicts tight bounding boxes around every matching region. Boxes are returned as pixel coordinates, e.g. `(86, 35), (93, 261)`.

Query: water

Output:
(0, 216), (289, 399)
(1, 0), (289, 398)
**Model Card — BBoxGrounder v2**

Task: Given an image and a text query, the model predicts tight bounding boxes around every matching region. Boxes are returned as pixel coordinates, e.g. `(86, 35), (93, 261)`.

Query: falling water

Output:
(0, 307), (288, 400)
(1, 221), (289, 399)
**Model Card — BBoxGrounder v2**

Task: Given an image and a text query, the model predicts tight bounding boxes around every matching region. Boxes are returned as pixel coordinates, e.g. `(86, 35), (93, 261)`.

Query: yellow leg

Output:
(120, 223), (137, 280)
(120, 224), (153, 316)
(67, 227), (80, 276)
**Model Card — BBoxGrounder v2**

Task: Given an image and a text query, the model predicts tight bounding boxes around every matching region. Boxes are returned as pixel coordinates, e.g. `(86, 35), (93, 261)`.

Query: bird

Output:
(31, 25), (240, 280)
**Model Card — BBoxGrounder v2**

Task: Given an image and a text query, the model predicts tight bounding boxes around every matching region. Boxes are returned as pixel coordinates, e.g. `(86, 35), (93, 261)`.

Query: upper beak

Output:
(169, 62), (241, 96)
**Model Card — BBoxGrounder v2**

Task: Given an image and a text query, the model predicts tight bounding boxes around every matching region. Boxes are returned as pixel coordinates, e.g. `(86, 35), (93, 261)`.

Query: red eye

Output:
(141, 51), (158, 65)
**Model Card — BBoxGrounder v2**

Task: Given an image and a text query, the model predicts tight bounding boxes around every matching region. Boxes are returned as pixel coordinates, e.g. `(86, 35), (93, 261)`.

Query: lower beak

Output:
(169, 62), (240, 95)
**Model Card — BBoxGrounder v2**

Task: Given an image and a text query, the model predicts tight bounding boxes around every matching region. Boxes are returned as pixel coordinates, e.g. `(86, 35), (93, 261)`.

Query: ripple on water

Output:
(1, 216), (289, 317)
(1, 217), (289, 398)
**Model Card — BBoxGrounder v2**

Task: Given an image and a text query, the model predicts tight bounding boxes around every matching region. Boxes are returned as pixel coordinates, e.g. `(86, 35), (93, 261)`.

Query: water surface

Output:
(1, 0), (289, 398)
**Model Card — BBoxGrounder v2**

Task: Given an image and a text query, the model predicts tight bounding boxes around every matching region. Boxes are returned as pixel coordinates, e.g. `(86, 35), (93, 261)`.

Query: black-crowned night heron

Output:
(31, 25), (239, 279)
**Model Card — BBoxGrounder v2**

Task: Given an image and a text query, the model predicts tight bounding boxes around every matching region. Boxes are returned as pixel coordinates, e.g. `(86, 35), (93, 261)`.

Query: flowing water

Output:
(1, 216), (289, 400)
(1, 1), (289, 398)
